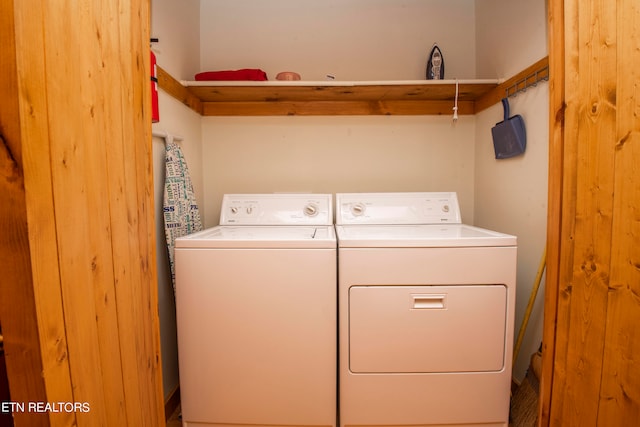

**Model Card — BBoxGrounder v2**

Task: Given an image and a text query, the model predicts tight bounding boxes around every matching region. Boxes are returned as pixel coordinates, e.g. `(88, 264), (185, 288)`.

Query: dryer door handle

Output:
(412, 294), (446, 310)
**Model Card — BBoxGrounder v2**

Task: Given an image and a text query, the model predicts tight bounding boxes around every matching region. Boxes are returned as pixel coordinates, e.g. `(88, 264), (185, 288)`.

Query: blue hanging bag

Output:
(491, 98), (526, 159)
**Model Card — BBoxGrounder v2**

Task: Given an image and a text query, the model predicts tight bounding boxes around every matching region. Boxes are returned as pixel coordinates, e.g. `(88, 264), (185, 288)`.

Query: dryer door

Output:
(349, 285), (507, 373)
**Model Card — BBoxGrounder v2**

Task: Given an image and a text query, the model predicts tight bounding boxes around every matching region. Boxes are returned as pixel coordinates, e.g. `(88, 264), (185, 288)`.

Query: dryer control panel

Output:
(336, 192), (461, 225)
(220, 193), (333, 225)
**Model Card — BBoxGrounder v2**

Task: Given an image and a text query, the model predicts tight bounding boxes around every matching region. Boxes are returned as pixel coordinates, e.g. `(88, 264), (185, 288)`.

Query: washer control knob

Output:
(246, 206), (253, 214)
(304, 203), (319, 217)
(442, 204), (450, 213)
(230, 207), (238, 214)
(351, 203), (366, 216)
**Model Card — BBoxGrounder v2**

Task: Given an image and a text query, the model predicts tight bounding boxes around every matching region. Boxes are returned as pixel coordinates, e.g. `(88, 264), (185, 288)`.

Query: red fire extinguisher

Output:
(151, 50), (159, 123)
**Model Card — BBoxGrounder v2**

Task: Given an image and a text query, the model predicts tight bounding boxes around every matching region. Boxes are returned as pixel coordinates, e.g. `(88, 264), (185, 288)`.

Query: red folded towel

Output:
(195, 69), (268, 81)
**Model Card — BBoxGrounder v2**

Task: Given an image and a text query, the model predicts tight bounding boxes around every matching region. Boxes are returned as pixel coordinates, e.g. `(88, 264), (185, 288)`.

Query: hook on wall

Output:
(505, 65), (549, 98)
(153, 130), (184, 144)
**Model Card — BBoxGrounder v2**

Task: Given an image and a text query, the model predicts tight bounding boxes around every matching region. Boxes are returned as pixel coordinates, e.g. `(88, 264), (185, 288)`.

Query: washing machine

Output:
(336, 192), (517, 427)
(175, 194), (337, 427)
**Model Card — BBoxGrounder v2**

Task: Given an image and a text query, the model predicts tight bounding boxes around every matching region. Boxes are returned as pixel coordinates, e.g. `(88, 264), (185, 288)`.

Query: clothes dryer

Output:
(175, 194), (337, 427)
(336, 192), (517, 427)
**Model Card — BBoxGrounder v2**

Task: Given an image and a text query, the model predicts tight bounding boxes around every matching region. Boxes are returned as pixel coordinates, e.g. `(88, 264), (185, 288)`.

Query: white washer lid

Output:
(175, 225), (337, 249)
(335, 224), (516, 248)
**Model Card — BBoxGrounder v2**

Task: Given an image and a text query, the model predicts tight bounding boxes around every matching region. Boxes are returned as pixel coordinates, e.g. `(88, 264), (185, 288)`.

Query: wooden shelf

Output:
(157, 57), (548, 116)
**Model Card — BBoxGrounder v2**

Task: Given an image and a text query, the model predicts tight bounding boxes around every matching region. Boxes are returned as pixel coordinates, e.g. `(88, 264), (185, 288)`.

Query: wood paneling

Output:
(543, 0), (640, 424)
(1, 0), (165, 425)
(553, 0), (617, 422)
(541, 0), (565, 423)
(600, 0), (640, 422)
(0, 1), (50, 425)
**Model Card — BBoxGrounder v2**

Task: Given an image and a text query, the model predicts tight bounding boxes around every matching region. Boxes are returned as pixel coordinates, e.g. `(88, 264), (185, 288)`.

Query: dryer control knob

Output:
(230, 207), (238, 214)
(304, 203), (319, 217)
(442, 204), (450, 213)
(351, 203), (366, 216)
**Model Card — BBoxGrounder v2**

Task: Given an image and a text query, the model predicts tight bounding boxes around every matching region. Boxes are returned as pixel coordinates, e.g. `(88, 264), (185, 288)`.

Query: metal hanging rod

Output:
(505, 65), (549, 98)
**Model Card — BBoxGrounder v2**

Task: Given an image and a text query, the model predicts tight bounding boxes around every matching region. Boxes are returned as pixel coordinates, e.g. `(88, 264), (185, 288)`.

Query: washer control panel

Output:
(220, 194), (333, 225)
(336, 192), (462, 225)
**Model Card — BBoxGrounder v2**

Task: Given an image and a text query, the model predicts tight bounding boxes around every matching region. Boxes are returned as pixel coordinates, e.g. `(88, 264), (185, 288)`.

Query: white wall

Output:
(151, 0), (202, 400)
(151, 0), (201, 80)
(199, 0), (479, 227)
(202, 116), (476, 226)
(475, 0), (548, 79)
(475, 0), (548, 381)
(200, 0), (476, 81)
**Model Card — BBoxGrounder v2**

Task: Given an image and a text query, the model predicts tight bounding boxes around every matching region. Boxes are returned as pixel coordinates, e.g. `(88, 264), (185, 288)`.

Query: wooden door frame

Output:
(0, 0), (165, 425)
(539, 0), (565, 425)
(0, 1), (50, 425)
